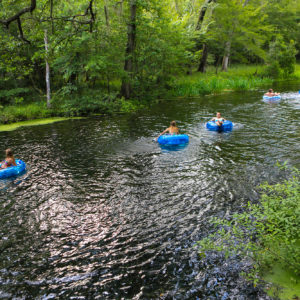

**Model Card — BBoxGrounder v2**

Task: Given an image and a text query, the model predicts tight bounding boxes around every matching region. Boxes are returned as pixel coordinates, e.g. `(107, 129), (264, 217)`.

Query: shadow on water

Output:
(0, 82), (299, 299)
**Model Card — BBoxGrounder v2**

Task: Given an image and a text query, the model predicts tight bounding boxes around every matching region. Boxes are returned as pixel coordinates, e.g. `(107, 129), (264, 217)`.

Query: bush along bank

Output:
(0, 94), (146, 125)
(195, 166), (300, 300)
(2, 63), (299, 125)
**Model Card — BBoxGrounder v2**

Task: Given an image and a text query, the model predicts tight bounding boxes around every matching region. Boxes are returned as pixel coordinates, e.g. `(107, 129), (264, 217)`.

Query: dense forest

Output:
(0, 0), (299, 121)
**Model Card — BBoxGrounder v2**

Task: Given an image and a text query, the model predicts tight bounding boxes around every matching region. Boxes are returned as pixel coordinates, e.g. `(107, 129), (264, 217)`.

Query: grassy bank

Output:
(171, 65), (273, 97)
(1, 64), (299, 125)
(0, 97), (145, 125)
(196, 166), (300, 300)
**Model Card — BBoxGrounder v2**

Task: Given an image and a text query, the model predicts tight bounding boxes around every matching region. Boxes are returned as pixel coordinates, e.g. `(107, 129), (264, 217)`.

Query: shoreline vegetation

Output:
(196, 165), (300, 300)
(1, 64), (299, 127)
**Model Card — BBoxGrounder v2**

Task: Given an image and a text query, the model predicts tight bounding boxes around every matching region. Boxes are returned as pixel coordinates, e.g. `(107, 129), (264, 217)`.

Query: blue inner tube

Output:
(206, 120), (233, 132)
(157, 134), (189, 145)
(0, 159), (26, 179)
(263, 95), (281, 101)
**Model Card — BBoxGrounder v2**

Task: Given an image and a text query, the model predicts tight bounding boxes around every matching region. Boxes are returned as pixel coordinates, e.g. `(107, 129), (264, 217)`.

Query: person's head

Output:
(170, 120), (176, 127)
(5, 148), (14, 158)
(268, 89), (273, 93)
(216, 112), (221, 118)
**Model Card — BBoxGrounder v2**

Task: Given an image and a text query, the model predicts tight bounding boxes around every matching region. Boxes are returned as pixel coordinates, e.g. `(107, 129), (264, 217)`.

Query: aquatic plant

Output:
(195, 166), (300, 296)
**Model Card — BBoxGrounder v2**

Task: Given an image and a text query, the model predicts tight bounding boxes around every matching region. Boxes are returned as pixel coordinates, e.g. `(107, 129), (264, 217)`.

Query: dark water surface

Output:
(1, 83), (300, 299)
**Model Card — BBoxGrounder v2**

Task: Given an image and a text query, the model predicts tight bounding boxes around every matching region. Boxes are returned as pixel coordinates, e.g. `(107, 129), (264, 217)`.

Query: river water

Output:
(0, 82), (300, 299)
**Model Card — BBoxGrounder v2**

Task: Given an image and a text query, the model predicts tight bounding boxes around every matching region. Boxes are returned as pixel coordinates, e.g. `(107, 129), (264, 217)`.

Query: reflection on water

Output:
(0, 82), (300, 299)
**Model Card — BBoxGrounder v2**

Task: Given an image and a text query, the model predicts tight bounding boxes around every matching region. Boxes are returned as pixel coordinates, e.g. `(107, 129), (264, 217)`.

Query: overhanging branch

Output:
(0, 0), (36, 28)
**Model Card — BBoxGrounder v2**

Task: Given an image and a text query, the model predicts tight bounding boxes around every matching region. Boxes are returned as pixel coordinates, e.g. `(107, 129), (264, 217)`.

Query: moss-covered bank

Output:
(0, 117), (83, 132)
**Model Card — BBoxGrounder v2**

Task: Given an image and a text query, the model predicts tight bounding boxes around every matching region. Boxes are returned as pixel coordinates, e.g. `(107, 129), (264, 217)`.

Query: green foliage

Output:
(0, 93), (144, 124)
(0, 103), (51, 124)
(0, 88), (30, 104)
(195, 167), (300, 285)
(265, 37), (298, 78)
(263, 264), (300, 300)
(265, 61), (281, 79)
(0, 0), (299, 113)
(172, 65), (272, 96)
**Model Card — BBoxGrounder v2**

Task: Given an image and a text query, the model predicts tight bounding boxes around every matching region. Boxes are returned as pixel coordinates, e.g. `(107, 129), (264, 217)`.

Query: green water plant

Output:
(195, 166), (300, 295)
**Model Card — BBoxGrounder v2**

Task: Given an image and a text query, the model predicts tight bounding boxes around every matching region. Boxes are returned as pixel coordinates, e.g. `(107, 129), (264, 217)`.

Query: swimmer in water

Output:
(0, 148), (17, 169)
(264, 89), (280, 97)
(211, 112), (226, 127)
(157, 120), (179, 140)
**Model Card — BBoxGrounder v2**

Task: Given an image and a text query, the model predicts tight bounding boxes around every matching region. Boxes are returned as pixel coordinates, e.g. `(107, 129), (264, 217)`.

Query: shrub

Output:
(265, 61), (281, 79)
(265, 37), (298, 78)
(195, 166), (300, 283)
(0, 88), (30, 105)
(0, 103), (51, 124)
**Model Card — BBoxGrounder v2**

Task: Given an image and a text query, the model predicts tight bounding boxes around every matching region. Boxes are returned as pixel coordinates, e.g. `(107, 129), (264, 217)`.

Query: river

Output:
(0, 82), (300, 299)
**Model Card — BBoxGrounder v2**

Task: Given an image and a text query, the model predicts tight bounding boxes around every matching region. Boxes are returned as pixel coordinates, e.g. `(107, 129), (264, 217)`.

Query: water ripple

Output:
(1, 84), (300, 298)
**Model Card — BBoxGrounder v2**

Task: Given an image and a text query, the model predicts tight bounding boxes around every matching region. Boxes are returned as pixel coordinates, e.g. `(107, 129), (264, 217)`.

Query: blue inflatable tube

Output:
(263, 95), (281, 101)
(157, 134), (189, 145)
(0, 159), (26, 179)
(206, 120), (233, 132)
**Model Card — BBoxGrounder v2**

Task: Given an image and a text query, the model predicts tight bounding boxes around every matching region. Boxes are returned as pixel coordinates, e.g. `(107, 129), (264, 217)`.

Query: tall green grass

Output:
(172, 65), (273, 97)
(0, 103), (52, 124)
(293, 64), (300, 79)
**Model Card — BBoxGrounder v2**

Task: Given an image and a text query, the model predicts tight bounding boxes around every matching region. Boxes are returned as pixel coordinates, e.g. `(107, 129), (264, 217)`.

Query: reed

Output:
(172, 64), (273, 96)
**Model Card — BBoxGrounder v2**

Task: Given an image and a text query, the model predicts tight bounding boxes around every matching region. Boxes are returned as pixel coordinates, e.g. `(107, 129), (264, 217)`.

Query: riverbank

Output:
(1, 64), (299, 126)
(196, 166), (300, 300)
(171, 65), (273, 97)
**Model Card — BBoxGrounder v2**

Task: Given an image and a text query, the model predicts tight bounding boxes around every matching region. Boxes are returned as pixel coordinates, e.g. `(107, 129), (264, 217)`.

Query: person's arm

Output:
(211, 117), (216, 121)
(157, 127), (169, 140)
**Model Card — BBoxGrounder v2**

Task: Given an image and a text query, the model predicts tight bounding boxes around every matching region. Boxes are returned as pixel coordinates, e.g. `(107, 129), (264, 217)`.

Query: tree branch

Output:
(17, 17), (30, 44)
(0, 0), (36, 28)
(39, 0), (95, 29)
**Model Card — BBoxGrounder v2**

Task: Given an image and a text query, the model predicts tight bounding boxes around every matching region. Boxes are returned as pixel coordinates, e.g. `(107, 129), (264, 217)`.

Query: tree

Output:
(121, 0), (137, 99)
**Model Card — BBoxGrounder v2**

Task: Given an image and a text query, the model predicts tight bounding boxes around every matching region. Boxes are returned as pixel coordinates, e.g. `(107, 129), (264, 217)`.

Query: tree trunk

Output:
(221, 40), (231, 72)
(104, 5), (109, 27)
(196, 0), (214, 73)
(221, 0), (248, 72)
(215, 54), (221, 74)
(50, 0), (54, 33)
(121, 0), (136, 99)
(44, 29), (51, 108)
(196, 0), (213, 30)
(198, 43), (208, 72)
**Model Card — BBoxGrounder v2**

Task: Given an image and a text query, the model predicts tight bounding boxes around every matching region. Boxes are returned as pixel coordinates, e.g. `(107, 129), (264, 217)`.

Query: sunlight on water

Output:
(0, 83), (300, 299)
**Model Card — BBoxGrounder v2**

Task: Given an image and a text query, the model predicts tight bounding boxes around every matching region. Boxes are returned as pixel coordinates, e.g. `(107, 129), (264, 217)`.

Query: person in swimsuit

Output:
(0, 148), (17, 169)
(211, 112), (225, 127)
(157, 120), (179, 139)
(264, 89), (280, 97)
